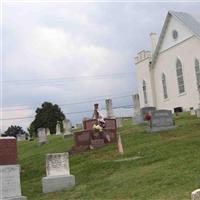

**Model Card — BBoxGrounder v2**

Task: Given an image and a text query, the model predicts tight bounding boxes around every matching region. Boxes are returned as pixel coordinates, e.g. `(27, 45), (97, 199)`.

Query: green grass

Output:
(18, 112), (200, 200)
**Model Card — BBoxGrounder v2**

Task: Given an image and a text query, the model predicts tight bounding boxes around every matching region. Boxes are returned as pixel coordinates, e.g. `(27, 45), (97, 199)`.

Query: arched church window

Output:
(176, 58), (185, 94)
(162, 73), (168, 99)
(143, 80), (148, 104)
(195, 58), (200, 88)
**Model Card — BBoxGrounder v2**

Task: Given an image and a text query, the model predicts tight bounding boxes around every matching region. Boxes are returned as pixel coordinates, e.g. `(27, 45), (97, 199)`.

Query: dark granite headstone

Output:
(74, 130), (92, 146)
(83, 119), (97, 130)
(104, 118), (117, 130)
(0, 137), (17, 165)
(149, 110), (175, 132)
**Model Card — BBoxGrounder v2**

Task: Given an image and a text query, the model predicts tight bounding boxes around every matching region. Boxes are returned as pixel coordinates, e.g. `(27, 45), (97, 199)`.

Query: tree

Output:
(4, 125), (26, 138)
(30, 102), (65, 135)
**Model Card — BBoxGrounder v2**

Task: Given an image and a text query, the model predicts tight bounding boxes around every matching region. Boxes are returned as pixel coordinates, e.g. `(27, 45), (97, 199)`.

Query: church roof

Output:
(170, 11), (200, 37)
(151, 11), (200, 69)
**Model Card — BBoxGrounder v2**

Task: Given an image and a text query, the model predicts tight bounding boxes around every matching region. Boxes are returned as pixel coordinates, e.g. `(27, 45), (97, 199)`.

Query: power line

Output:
(0, 104), (134, 121)
(2, 94), (132, 111)
(4, 72), (133, 85)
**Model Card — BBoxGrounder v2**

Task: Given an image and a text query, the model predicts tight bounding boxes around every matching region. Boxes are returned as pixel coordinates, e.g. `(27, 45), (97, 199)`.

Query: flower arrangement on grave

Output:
(92, 124), (103, 138)
(144, 113), (151, 121)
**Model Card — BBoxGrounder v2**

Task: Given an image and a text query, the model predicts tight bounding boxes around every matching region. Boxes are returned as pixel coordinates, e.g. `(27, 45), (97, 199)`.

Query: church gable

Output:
(160, 14), (194, 52)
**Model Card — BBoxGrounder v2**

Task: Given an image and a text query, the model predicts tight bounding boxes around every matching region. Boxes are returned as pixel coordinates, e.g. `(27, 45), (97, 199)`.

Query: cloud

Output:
(2, 2), (200, 131)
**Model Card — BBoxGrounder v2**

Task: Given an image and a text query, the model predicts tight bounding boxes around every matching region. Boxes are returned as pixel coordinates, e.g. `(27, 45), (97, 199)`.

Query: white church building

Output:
(135, 11), (200, 112)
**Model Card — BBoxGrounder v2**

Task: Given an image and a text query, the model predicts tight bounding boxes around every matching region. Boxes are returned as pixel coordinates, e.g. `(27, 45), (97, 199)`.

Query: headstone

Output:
(63, 119), (72, 138)
(0, 137), (17, 165)
(105, 98), (114, 118)
(191, 109), (196, 116)
(140, 107), (156, 119)
(76, 123), (82, 129)
(149, 110), (175, 132)
(116, 117), (123, 128)
(74, 130), (92, 147)
(104, 118), (117, 130)
(42, 152), (75, 193)
(196, 109), (200, 118)
(56, 122), (61, 135)
(37, 128), (48, 145)
(83, 119), (97, 130)
(46, 128), (50, 136)
(17, 134), (26, 142)
(0, 137), (27, 200)
(191, 189), (200, 200)
(132, 94), (143, 124)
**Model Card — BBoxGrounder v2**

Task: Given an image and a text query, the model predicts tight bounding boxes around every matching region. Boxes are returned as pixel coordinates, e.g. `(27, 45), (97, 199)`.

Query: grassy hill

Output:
(18, 112), (200, 200)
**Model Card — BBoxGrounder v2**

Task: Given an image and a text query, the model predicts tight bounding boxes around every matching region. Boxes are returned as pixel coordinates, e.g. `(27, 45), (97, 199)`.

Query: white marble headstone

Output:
(37, 128), (48, 144)
(56, 122), (61, 135)
(46, 153), (70, 177)
(105, 98), (114, 118)
(46, 128), (50, 136)
(63, 119), (72, 135)
(17, 134), (26, 141)
(0, 165), (22, 199)
(192, 189), (200, 200)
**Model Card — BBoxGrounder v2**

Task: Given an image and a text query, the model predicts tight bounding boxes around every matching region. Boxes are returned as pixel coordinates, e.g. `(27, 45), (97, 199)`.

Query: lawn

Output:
(17, 112), (200, 200)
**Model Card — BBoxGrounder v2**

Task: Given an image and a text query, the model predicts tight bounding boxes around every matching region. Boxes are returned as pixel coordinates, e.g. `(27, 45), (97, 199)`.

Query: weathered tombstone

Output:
(116, 117), (123, 128)
(191, 189), (200, 200)
(56, 121), (61, 135)
(0, 137), (27, 200)
(149, 110), (175, 133)
(132, 94), (143, 124)
(46, 128), (50, 136)
(37, 128), (48, 145)
(42, 152), (75, 193)
(105, 98), (114, 118)
(17, 134), (26, 142)
(63, 119), (72, 138)
(76, 123), (82, 129)
(190, 108), (196, 116)
(196, 109), (200, 118)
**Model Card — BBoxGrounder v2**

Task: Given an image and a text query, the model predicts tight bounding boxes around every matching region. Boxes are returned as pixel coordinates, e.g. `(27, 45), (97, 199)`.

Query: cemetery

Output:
(0, 112), (199, 200)
(2, 5), (200, 200)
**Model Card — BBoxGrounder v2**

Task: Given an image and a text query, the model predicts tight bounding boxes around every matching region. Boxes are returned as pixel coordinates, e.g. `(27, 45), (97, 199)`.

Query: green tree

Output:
(4, 125), (27, 138)
(30, 102), (65, 135)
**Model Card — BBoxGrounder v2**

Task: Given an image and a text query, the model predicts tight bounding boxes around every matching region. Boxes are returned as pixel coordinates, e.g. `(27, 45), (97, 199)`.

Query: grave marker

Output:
(63, 119), (72, 138)
(37, 128), (48, 145)
(42, 152), (75, 193)
(0, 137), (27, 200)
(191, 189), (200, 200)
(149, 110), (175, 132)
(56, 122), (61, 135)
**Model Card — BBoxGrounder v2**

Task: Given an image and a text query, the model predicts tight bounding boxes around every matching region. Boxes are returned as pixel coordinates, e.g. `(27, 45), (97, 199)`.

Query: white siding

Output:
(154, 36), (200, 111)
(135, 58), (154, 108)
(160, 15), (194, 52)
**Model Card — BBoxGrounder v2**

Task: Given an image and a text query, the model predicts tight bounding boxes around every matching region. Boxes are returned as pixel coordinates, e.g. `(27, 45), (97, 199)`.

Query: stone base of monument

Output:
(63, 131), (72, 138)
(149, 126), (176, 133)
(5, 196), (27, 200)
(42, 174), (75, 193)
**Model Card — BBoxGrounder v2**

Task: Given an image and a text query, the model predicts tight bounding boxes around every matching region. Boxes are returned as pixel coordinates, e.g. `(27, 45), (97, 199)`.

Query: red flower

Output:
(144, 114), (151, 121)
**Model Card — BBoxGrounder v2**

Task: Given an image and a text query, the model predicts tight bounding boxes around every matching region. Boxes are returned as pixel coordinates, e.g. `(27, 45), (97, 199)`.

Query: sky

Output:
(1, 1), (200, 132)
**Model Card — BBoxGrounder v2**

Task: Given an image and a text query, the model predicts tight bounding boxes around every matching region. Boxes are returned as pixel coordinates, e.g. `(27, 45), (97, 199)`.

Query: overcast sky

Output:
(1, 1), (200, 131)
